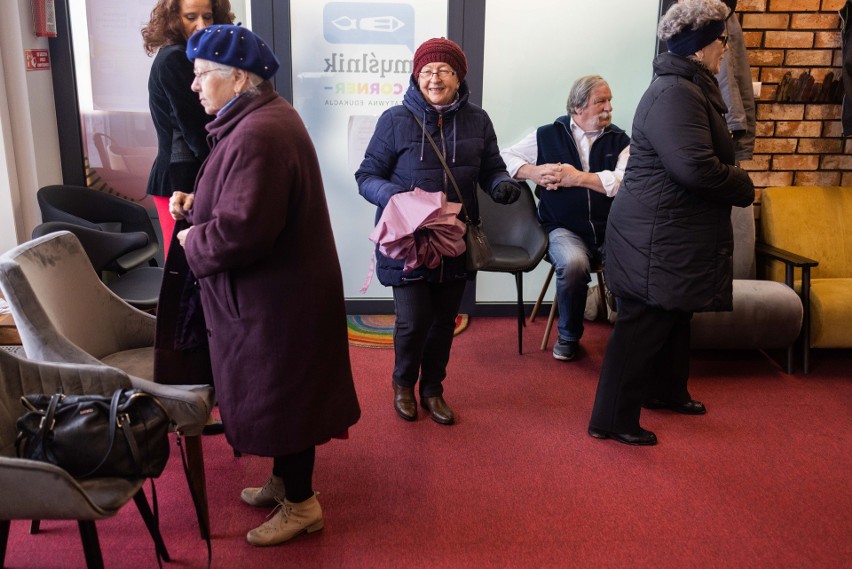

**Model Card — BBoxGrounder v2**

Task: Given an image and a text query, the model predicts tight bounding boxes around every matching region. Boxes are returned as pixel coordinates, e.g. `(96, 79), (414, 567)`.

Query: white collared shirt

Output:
(500, 118), (630, 197)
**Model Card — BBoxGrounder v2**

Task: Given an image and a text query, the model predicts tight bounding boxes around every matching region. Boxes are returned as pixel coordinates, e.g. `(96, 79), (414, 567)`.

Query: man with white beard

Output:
(501, 76), (630, 362)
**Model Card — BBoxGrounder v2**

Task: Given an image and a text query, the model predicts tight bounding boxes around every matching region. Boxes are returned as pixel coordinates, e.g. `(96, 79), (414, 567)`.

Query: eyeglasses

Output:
(193, 67), (228, 80)
(716, 34), (729, 47)
(418, 69), (456, 79)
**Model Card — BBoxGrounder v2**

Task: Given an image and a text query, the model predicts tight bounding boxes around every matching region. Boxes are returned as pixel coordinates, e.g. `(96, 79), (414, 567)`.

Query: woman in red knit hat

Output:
(357, 38), (523, 426)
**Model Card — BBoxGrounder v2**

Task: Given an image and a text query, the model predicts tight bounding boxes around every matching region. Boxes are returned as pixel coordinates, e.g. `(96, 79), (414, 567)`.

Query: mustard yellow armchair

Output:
(760, 186), (852, 372)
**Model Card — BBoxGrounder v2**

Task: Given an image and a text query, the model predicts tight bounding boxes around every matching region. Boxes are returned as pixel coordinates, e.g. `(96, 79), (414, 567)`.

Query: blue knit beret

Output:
(187, 25), (280, 80)
(666, 18), (726, 57)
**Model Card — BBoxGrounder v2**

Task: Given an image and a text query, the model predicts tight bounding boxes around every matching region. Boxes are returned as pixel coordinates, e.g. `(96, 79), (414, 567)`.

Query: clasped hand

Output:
(535, 163), (584, 191)
(170, 191), (194, 248)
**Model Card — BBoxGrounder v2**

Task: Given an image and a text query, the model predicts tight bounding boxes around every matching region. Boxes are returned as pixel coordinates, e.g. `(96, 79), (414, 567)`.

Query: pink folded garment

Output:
(369, 187), (466, 271)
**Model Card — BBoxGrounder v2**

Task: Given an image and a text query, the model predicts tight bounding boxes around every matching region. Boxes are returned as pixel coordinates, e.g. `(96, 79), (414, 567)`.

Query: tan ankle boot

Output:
(241, 475), (285, 507)
(246, 493), (324, 547)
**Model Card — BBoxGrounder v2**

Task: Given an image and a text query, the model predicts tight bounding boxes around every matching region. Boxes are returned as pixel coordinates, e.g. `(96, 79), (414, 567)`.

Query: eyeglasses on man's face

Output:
(716, 34), (728, 47)
(418, 68), (455, 79)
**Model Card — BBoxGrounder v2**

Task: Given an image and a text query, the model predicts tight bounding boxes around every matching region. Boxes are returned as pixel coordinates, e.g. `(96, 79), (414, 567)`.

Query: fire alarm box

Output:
(32, 0), (57, 38)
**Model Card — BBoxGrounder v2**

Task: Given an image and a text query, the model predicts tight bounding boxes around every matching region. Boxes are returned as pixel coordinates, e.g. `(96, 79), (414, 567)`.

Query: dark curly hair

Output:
(142, 0), (234, 55)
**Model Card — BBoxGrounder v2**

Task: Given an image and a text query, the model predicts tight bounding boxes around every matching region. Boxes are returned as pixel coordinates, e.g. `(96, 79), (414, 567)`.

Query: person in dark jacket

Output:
(661, 0), (756, 161)
(142, 0), (234, 258)
(501, 75), (630, 362)
(588, 0), (755, 446)
(171, 25), (361, 546)
(715, 0), (756, 162)
(356, 37), (522, 426)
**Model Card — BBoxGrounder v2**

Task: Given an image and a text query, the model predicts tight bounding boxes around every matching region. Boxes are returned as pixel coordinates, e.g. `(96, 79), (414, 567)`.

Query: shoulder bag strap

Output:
(410, 113), (476, 224)
(78, 389), (124, 478)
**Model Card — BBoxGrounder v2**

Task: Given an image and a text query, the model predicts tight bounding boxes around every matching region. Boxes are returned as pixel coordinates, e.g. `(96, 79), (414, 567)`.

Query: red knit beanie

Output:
(412, 37), (467, 82)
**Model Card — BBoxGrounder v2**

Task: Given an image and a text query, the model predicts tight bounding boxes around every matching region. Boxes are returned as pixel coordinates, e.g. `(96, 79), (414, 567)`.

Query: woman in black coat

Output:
(142, 0), (233, 257)
(588, 0), (755, 446)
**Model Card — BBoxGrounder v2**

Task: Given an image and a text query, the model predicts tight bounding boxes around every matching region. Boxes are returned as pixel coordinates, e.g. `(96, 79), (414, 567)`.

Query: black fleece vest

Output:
(535, 118), (629, 246)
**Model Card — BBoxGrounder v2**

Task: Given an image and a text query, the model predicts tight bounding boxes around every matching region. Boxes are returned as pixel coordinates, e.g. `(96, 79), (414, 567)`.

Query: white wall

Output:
(0, 0), (63, 252)
(478, 0), (659, 303)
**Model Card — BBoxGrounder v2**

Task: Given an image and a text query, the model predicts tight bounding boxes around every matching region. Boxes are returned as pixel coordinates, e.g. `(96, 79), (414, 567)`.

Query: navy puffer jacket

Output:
(356, 77), (518, 286)
(605, 53), (755, 313)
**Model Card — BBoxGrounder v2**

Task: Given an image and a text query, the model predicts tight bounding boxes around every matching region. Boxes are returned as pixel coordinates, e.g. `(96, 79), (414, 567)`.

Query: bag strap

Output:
(77, 389), (124, 478)
(39, 391), (63, 436)
(22, 391), (64, 463)
(410, 113), (476, 224)
(116, 393), (145, 473)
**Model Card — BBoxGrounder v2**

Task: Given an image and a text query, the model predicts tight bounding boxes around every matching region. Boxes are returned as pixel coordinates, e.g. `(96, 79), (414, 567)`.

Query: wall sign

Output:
(290, 0), (449, 298)
(24, 49), (50, 71)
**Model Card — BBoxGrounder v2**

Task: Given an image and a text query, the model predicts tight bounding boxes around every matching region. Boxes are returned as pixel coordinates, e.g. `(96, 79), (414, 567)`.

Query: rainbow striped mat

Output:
(346, 314), (470, 349)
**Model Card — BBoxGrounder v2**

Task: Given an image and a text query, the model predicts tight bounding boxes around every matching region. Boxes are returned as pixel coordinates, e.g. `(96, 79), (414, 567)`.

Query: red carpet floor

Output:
(5, 317), (851, 568)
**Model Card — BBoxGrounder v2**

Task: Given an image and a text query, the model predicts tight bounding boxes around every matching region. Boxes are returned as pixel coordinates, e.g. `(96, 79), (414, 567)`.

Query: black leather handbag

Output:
(411, 113), (495, 271)
(16, 388), (171, 479)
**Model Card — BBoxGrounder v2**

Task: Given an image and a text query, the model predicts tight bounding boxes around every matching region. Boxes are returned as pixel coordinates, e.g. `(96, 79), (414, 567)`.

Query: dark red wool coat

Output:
(184, 82), (360, 456)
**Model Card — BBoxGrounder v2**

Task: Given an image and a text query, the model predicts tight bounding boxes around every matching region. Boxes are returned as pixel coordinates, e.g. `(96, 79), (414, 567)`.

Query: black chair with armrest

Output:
(37, 185), (160, 272)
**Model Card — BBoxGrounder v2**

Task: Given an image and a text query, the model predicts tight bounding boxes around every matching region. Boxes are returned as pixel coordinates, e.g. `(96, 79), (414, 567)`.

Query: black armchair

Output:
(37, 185), (160, 271)
(477, 183), (548, 354)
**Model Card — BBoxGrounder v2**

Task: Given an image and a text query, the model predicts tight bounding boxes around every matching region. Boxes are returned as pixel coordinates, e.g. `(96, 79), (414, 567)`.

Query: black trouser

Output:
(273, 446), (315, 503)
(391, 279), (467, 398)
(589, 297), (692, 434)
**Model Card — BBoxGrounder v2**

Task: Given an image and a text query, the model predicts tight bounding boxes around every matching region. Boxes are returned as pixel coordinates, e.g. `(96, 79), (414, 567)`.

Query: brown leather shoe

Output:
(420, 395), (455, 425)
(392, 382), (417, 421)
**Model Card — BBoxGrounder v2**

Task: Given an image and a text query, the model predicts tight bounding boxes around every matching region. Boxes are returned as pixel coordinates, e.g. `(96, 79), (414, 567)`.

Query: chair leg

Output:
(77, 520), (105, 569)
(30, 520), (40, 534)
(133, 488), (170, 562)
(801, 266), (812, 374)
(515, 272), (524, 355)
(0, 520), (9, 567)
(595, 271), (608, 322)
(184, 434), (211, 540)
(530, 265), (555, 323)
(541, 293), (558, 351)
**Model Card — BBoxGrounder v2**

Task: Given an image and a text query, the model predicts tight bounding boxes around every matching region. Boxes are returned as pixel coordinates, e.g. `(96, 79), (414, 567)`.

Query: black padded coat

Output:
(146, 43), (212, 198)
(604, 52), (755, 313)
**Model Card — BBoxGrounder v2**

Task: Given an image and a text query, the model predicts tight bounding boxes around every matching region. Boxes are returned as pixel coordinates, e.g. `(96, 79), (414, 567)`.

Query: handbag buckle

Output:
(38, 415), (55, 431)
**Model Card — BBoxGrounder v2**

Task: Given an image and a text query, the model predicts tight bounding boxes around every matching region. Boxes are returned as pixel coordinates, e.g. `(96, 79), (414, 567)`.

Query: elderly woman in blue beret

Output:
(169, 25), (361, 547)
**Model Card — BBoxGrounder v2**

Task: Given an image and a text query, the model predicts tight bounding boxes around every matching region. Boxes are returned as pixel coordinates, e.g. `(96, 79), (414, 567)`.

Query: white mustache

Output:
(599, 111), (611, 120)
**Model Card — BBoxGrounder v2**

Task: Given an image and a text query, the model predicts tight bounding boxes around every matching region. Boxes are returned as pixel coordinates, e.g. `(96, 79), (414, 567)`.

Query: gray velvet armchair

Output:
(0, 347), (168, 568)
(0, 231), (214, 538)
(690, 204), (803, 372)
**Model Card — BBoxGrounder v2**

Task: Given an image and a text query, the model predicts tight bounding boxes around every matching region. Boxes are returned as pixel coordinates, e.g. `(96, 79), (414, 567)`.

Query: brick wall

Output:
(738, 0), (850, 191)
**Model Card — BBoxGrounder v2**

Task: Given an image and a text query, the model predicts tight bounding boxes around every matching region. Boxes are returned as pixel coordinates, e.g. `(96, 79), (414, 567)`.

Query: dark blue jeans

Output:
(548, 228), (599, 342)
(391, 279), (467, 398)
